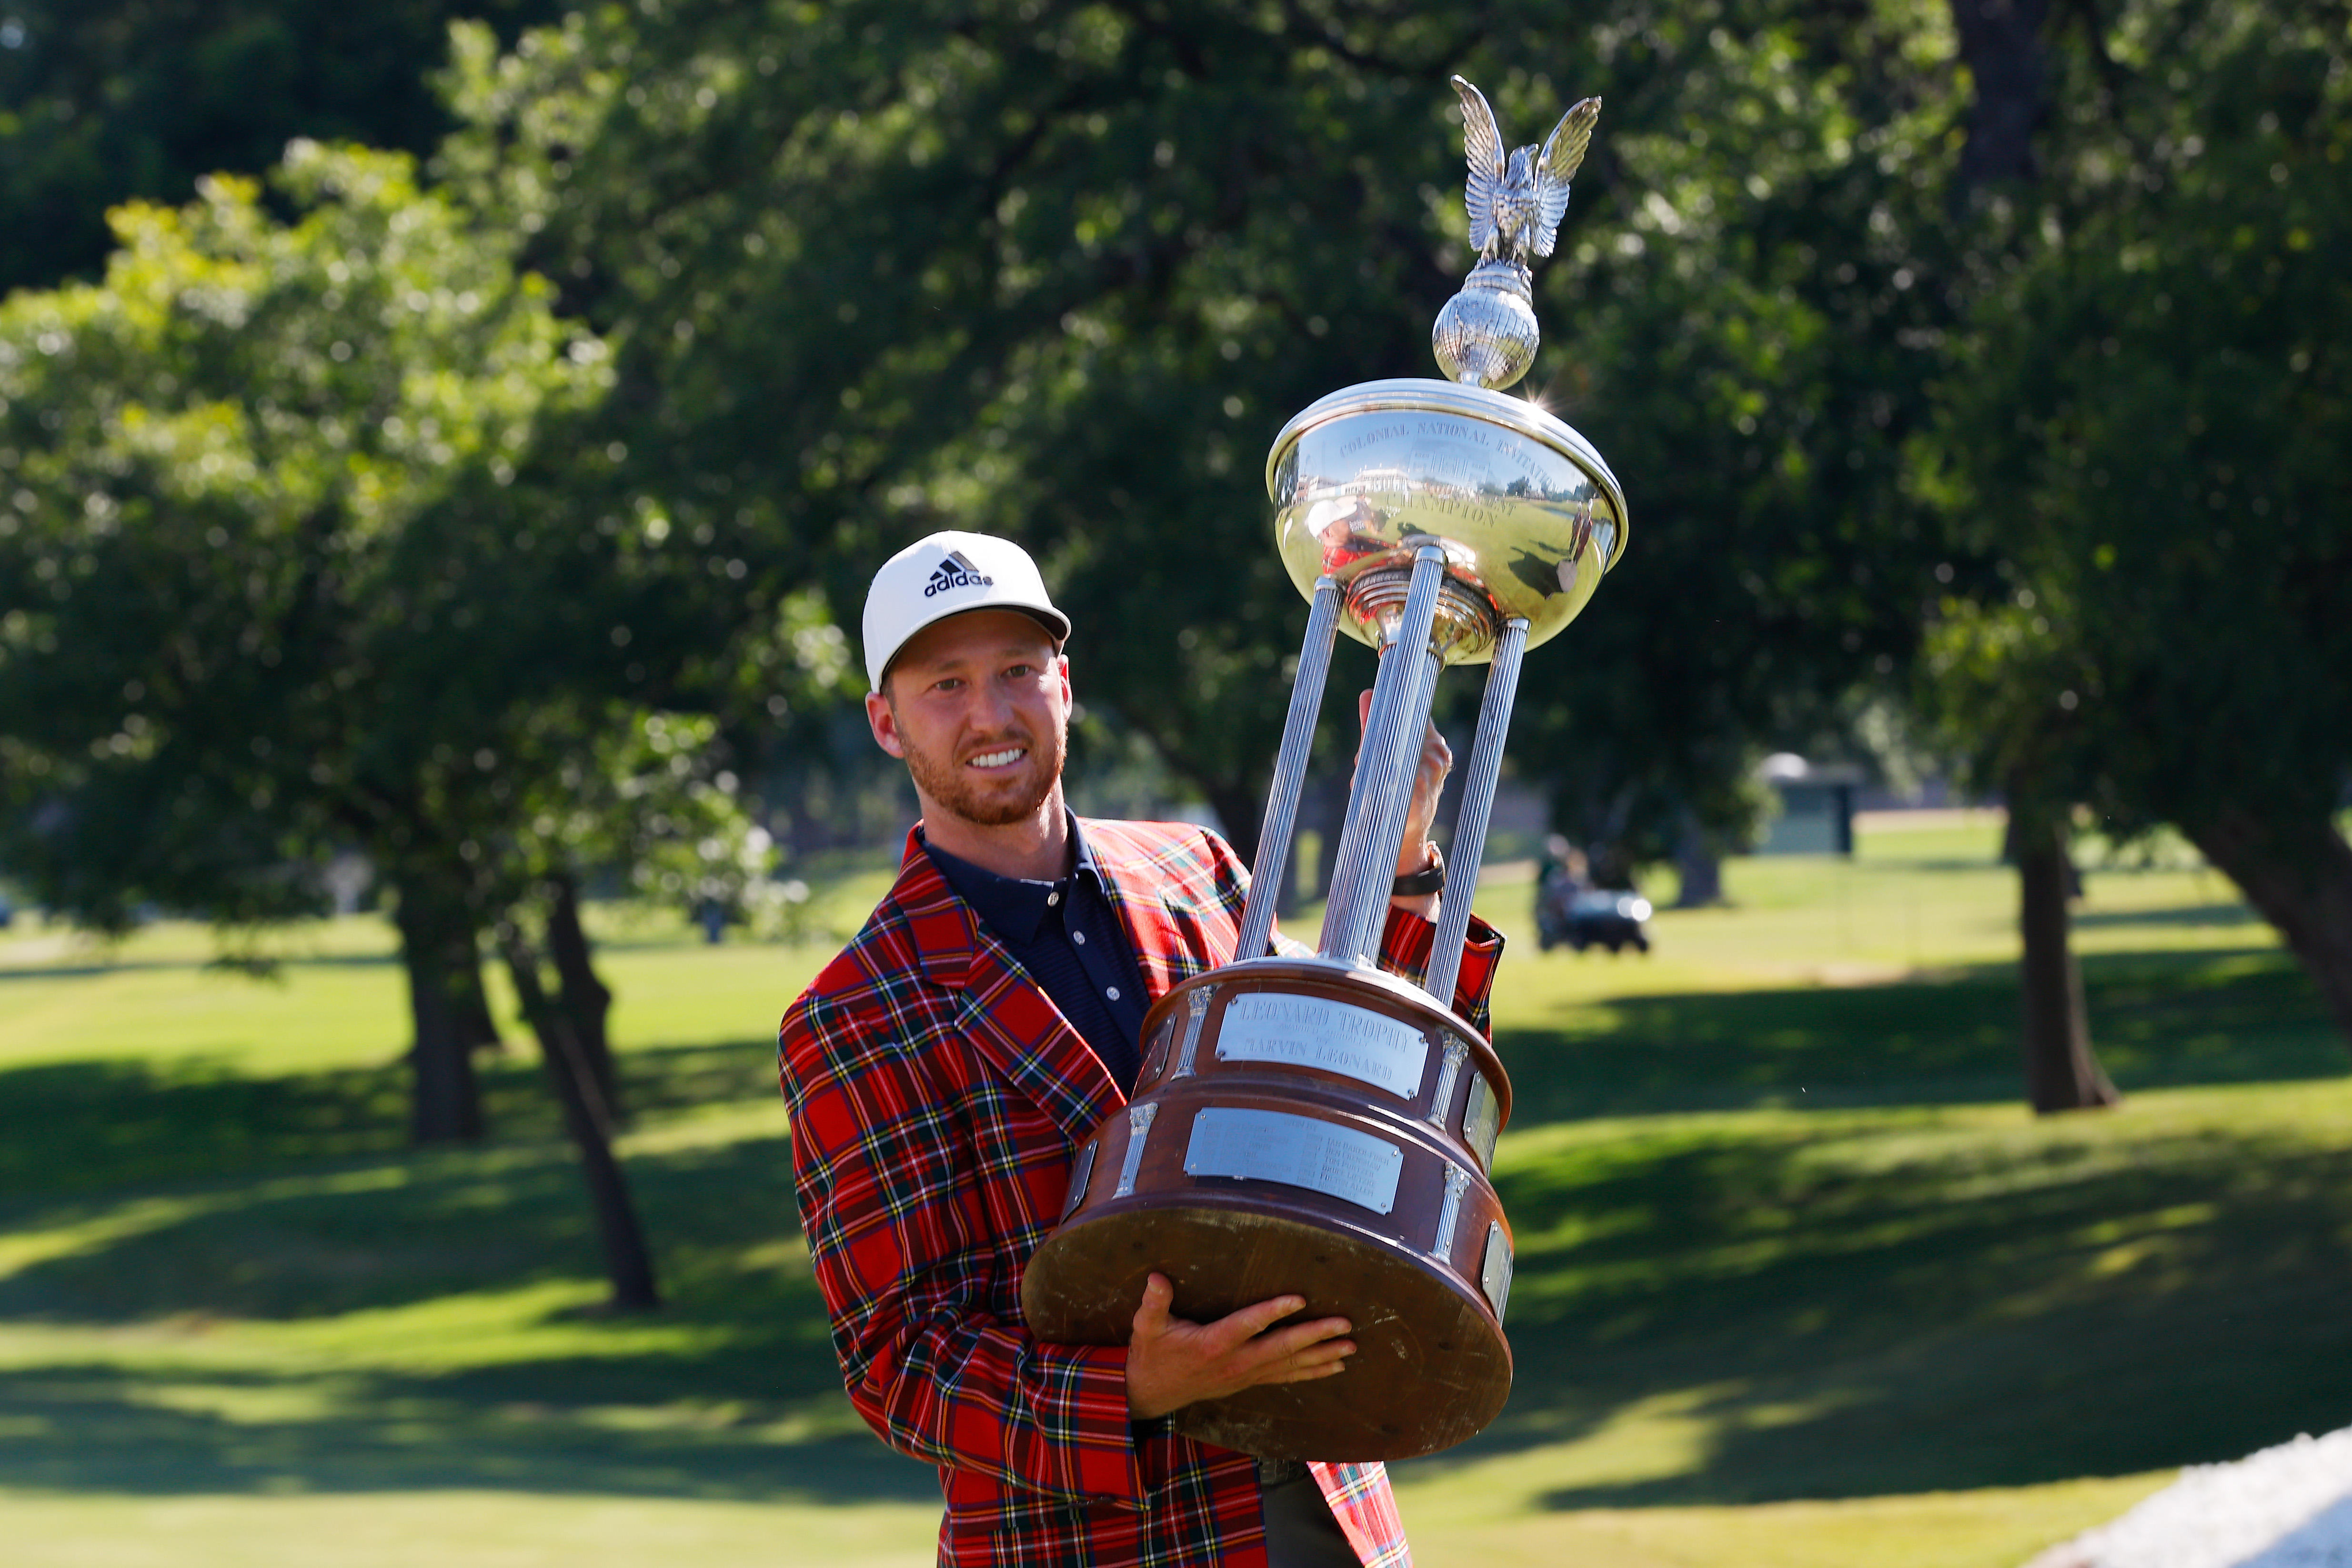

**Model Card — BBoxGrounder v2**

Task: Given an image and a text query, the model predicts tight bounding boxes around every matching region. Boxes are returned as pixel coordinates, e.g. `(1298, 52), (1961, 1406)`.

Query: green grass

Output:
(2, 818), (2347, 1565)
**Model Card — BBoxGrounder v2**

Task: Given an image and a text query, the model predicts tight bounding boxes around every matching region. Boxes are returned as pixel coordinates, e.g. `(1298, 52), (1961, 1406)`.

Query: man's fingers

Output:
(1131, 1272), (1175, 1337)
(1253, 1320), (1354, 1362)
(1252, 1334), (1355, 1387)
(1271, 1335), (1355, 1367)
(1206, 1292), (1309, 1348)
(1221, 1316), (1355, 1382)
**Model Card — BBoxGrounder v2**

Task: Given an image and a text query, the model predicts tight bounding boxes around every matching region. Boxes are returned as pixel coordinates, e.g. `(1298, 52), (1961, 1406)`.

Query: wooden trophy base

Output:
(1020, 959), (1516, 1462)
(1024, 1190), (1510, 1460)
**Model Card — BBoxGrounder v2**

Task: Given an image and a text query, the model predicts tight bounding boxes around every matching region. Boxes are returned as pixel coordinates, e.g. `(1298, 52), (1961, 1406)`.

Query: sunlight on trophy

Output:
(1022, 77), (1629, 1462)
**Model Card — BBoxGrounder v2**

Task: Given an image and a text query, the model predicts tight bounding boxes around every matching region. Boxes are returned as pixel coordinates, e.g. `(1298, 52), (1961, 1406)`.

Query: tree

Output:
(1927, 0), (2352, 1052)
(504, 704), (786, 1117)
(440, 0), (1963, 877)
(1921, 593), (2121, 1108)
(0, 141), (611, 1138)
(496, 896), (660, 1312)
(1914, 0), (2125, 1111)
(0, 0), (565, 296)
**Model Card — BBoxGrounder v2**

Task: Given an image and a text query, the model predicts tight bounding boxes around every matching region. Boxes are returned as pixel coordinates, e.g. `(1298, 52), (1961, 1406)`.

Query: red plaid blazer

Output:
(779, 818), (1502, 1568)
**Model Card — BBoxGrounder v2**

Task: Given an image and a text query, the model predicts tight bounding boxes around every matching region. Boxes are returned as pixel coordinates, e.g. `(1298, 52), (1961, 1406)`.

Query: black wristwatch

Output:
(1391, 841), (1446, 897)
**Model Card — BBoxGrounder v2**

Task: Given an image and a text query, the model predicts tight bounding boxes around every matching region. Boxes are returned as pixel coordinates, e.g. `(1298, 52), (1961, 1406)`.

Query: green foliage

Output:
(1506, 0), (1963, 853)
(0, 141), (611, 925)
(509, 707), (778, 924)
(0, 0), (566, 297)
(435, 0), (1968, 854)
(1921, 0), (2352, 836)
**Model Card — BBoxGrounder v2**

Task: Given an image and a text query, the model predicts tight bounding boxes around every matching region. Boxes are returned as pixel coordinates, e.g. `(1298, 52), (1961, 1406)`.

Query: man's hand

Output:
(1125, 1273), (1355, 1420)
(1357, 690), (1453, 915)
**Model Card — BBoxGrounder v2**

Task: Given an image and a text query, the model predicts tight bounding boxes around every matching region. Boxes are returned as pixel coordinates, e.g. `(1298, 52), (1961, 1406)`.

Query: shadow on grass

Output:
(1434, 1105), (2352, 1506)
(1495, 945), (2343, 1126)
(0, 1356), (937, 1504)
(2, 949), (2345, 1508)
(0, 950), (408, 983)
(0, 1040), (780, 1201)
(2073, 902), (2263, 930)
(0, 1108), (938, 1504)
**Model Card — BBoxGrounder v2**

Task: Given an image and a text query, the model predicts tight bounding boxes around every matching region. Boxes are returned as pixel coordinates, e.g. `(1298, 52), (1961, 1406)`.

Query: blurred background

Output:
(0, 1), (2346, 1564)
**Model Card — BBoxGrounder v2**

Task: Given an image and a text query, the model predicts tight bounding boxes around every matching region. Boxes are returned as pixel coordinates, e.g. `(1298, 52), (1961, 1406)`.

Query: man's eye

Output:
(1005, 664), (1034, 679)
(932, 677), (963, 694)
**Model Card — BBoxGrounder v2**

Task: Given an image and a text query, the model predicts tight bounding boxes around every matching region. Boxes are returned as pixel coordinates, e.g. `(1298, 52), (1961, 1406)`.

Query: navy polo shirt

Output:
(922, 819), (1153, 1094)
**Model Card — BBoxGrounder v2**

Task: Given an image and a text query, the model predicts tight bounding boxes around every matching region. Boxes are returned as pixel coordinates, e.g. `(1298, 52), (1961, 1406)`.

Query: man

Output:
(779, 531), (1503, 1567)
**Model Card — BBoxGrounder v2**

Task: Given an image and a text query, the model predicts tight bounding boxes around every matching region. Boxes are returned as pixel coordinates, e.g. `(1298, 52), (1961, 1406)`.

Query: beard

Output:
(900, 717), (1066, 829)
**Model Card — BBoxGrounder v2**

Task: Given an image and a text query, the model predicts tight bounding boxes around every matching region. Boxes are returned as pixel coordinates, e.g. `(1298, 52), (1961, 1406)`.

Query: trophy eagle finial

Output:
(1450, 76), (1601, 267)
(1435, 77), (1603, 389)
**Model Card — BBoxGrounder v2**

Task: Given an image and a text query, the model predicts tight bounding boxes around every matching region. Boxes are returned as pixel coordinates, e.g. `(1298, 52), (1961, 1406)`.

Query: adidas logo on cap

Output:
(923, 550), (995, 598)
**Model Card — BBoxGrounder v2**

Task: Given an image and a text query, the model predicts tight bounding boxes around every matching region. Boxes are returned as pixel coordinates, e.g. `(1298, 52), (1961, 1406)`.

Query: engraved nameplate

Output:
(1480, 1220), (1514, 1321)
(1060, 1142), (1097, 1221)
(1183, 1108), (1403, 1216)
(1216, 994), (1429, 1101)
(1462, 1073), (1500, 1171)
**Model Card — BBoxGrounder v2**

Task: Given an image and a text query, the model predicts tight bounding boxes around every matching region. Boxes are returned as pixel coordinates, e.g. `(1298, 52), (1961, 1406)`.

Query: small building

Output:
(1754, 754), (1863, 856)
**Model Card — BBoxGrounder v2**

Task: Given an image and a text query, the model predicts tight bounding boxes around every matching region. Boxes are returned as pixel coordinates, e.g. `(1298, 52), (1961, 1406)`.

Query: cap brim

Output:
(874, 603), (1072, 691)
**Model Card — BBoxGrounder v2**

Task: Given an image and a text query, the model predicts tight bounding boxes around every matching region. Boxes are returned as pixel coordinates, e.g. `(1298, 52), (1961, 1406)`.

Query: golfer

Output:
(779, 531), (1502, 1566)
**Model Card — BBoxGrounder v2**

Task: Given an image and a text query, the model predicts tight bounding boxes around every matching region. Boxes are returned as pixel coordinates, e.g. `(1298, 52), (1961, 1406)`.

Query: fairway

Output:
(3, 816), (2346, 1566)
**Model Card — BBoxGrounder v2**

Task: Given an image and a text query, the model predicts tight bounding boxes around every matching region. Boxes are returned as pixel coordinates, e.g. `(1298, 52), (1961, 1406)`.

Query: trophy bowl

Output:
(1269, 378), (1628, 665)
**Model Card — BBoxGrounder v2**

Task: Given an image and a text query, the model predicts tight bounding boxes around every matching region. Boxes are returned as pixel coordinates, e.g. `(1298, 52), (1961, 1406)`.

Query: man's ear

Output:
(865, 689), (906, 758)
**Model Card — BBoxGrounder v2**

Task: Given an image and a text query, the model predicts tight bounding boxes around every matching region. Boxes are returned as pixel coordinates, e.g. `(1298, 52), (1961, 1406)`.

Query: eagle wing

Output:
(1531, 96), (1602, 259)
(1452, 75), (1506, 257)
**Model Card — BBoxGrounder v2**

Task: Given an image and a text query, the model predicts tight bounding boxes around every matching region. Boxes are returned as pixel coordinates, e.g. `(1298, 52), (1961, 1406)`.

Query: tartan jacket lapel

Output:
(888, 827), (1121, 1149)
(1086, 817), (1243, 999)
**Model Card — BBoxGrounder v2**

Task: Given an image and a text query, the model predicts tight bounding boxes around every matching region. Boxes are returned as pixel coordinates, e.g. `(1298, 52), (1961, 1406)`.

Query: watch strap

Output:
(1391, 842), (1446, 897)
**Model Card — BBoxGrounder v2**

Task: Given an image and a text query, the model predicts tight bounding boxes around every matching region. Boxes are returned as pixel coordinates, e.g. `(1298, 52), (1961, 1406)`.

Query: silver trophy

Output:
(1023, 78), (1628, 1462)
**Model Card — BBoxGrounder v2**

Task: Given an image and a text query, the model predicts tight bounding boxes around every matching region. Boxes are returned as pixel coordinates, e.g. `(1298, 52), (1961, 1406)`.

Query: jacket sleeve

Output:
(779, 984), (1164, 1508)
(1374, 903), (1505, 1039)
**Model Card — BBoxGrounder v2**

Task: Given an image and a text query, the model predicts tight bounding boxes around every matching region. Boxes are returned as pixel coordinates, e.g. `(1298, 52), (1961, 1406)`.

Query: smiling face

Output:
(866, 609), (1070, 836)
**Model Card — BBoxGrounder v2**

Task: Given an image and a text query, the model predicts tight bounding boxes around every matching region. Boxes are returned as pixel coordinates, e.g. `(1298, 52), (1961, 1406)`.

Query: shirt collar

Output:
(920, 813), (1104, 944)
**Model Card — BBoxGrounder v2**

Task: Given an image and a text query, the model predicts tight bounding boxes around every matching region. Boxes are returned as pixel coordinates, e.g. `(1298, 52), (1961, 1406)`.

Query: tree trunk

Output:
(394, 879), (487, 1145)
(544, 870), (620, 1122)
(1950, 0), (2057, 189)
(498, 920), (661, 1313)
(2183, 807), (2352, 1052)
(1674, 812), (1726, 908)
(2016, 811), (2120, 1114)
(453, 959), (503, 1057)
(1204, 776), (1262, 870)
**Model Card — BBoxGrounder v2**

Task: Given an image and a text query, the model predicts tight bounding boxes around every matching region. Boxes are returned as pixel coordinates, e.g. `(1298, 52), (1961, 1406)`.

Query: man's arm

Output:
(782, 988), (1149, 1507)
(1358, 692), (1507, 1030)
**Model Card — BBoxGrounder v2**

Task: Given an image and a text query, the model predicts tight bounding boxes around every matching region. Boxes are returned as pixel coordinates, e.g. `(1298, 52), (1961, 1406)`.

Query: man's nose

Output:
(968, 678), (1020, 730)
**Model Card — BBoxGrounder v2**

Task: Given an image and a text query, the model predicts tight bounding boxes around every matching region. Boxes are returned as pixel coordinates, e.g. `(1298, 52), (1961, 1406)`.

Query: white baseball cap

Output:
(861, 530), (1072, 692)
